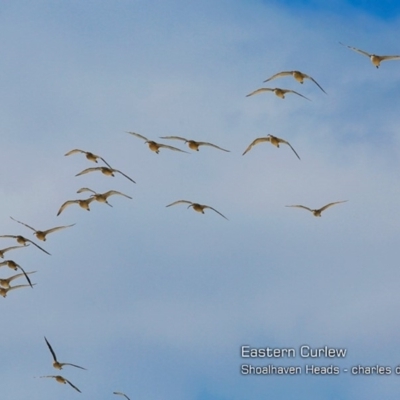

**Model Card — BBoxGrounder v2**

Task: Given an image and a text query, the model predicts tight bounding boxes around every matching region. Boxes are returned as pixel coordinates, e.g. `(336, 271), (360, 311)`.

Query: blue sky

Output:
(1, 1), (400, 399)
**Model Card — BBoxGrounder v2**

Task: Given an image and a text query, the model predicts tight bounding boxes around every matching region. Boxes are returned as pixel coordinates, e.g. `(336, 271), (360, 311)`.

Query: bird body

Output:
(64, 148), (112, 167)
(75, 166), (136, 183)
(0, 245), (27, 258)
(57, 198), (95, 216)
(0, 234), (50, 255)
(76, 188), (132, 206)
(39, 375), (81, 392)
(0, 271), (36, 288)
(0, 283), (35, 298)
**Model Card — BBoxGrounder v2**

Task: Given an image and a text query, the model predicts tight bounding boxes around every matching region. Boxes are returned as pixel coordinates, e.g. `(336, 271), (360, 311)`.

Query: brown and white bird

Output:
(246, 87), (311, 100)
(0, 283), (35, 298)
(127, 131), (189, 154)
(242, 134), (300, 159)
(75, 166), (136, 184)
(286, 201), (348, 217)
(339, 42), (400, 68)
(44, 336), (87, 371)
(166, 200), (228, 220)
(39, 375), (81, 393)
(0, 245), (27, 258)
(113, 392), (131, 400)
(57, 197), (95, 216)
(0, 260), (35, 288)
(264, 70), (326, 94)
(0, 234), (50, 255)
(0, 271), (36, 289)
(64, 148), (112, 168)
(76, 188), (132, 207)
(159, 136), (230, 152)
(10, 217), (75, 241)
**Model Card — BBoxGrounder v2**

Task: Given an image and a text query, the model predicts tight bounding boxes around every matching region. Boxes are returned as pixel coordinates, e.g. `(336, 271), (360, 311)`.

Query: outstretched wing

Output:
(64, 149), (85, 156)
(66, 379), (82, 393)
(286, 205), (314, 213)
(44, 337), (58, 363)
(62, 362), (87, 370)
(126, 131), (149, 141)
(339, 42), (371, 58)
(204, 206), (228, 220)
(99, 156), (113, 169)
(24, 238), (51, 255)
(242, 137), (271, 156)
(263, 71), (292, 83)
(159, 135), (188, 142)
(10, 217), (37, 232)
(166, 200), (193, 207)
(275, 138), (301, 160)
(286, 90), (311, 101)
(304, 74), (327, 94)
(246, 88), (273, 97)
(381, 55), (400, 61)
(157, 144), (189, 153)
(57, 201), (78, 216)
(319, 200), (348, 213)
(43, 224), (76, 236)
(14, 264), (34, 288)
(75, 167), (101, 177)
(113, 392), (131, 400)
(77, 187), (96, 194)
(197, 142), (230, 152)
(103, 190), (132, 199)
(114, 170), (136, 184)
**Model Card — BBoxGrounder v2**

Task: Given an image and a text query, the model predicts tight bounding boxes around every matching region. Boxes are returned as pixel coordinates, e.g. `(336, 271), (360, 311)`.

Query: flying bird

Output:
(159, 136), (230, 152)
(57, 197), (95, 216)
(113, 392), (131, 400)
(0, 283), (36, 298)
(286, 201), (348, 217)
(263, 70), (326, 94)
(246, 87), (311, 101)
(44, 336), (87, 370)
(0, 271), (36, 289)
(0, 234), (50, 255)
(166, 200), (228, 220)
(39, 375), (81, 393)
(127, 131), (189, 154)
(75, 166), (136, 184)
(242, 134), (300, 159)
(0, 245), (27, 258)
(339, 42), (400, 68)
(64, 148), (112, 168)
(10, 217), (75, 241)
(76, 188), (132, 207)
(0, 260), (35, 288)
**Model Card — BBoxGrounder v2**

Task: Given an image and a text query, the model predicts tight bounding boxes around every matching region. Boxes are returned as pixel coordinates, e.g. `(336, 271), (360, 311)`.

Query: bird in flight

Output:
(263, 70), (326, 94)
(0, 234), (50, 255)
(0, 245), (27, 258)
(339, 42), (400, 68)
(246, 87), (311, 100)
(127, 131), (189, 154)
(75, 166), (136, 184)
(44, 336), (87, 370)
(57, 197), (95, 216)
(166, 200), (228, 220)
(0, 283), (36, 298)
(242, 134), (300, 159)
(0, 271), (36, 289)
(113, 392), (131, 400)
(286, 200), (348, 217)
(64, 148), (112, 168)
(76, 188), (132, 207)
(0, 260), (35, 288)
(10, 217), (75, 241)
(39, 375), (81, 393)
(159, 136), (230, 152)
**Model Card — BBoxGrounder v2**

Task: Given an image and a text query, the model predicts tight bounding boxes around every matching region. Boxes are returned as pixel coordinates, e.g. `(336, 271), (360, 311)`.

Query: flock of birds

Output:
(2, 40), (400, 397)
